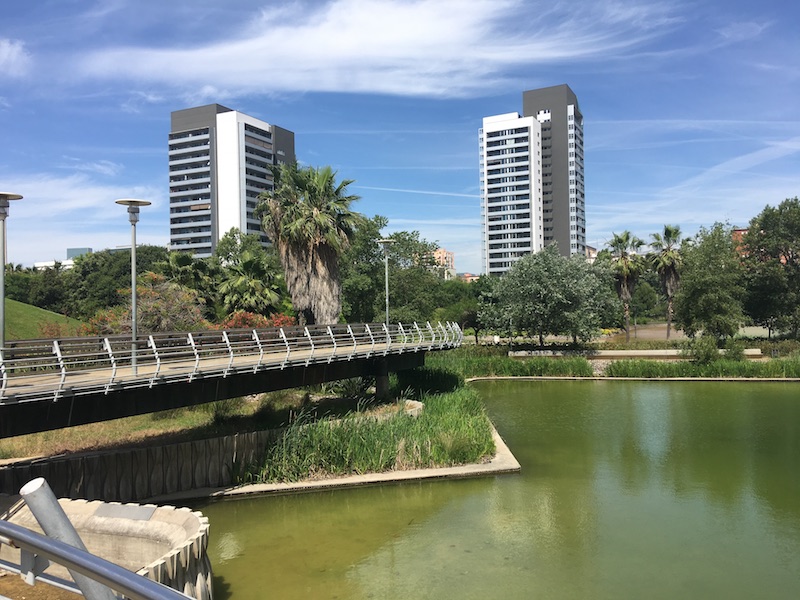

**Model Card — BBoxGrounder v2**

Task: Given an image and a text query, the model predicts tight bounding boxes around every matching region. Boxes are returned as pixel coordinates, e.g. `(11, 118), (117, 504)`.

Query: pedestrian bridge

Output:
(0, 321), (462, 439)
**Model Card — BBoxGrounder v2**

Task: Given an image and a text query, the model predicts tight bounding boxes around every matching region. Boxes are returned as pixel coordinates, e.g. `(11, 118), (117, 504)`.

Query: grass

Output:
(605, 357), (800, 378)
(426, 346), (594, 378)
(6, 298), (83, 340)
(253, 368), (496, 483)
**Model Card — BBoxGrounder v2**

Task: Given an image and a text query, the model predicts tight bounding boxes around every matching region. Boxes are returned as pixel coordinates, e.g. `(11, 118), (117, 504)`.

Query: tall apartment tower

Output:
(168, 104), (295, 258)
(480, 84), (585, 275)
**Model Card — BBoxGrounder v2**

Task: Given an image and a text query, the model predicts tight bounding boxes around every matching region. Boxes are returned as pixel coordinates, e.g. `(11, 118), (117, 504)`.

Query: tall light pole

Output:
(377, 238), (395, 324)
(116, 199), (151, 375)
(0, 193), (23, 351)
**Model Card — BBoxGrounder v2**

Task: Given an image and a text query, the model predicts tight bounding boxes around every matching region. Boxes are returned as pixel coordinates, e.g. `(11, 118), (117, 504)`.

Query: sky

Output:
(1, 0), (798, 274)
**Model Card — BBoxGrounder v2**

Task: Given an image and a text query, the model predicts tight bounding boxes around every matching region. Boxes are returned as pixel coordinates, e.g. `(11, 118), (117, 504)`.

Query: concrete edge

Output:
(145, 426), (521, 504)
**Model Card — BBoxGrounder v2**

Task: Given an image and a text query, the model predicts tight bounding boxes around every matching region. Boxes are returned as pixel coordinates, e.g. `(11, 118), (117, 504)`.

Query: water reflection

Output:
(197, 381), (800, 599)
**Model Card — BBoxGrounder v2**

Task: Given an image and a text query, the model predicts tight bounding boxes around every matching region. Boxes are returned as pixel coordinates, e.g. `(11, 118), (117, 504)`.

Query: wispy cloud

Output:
(70, 0), (679, 98)
(0, 38), (31, 77)
(358, 185), (479, 198)
(61, 158), (126, 177)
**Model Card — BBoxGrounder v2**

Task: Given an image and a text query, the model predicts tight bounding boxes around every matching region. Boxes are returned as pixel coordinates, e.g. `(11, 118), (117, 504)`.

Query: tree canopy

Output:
(674, 223), (745, 340)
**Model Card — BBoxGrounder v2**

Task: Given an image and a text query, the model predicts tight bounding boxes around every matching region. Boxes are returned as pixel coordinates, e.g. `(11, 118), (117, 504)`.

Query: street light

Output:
(0, 192), (22, 351)
(377, 238), (396, 325)
(116, 199), (151, 375)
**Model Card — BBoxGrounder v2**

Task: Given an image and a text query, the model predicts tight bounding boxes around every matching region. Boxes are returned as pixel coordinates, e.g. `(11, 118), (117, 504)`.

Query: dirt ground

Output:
(0, 570), (77, 600)
(603, 322), (687, 342)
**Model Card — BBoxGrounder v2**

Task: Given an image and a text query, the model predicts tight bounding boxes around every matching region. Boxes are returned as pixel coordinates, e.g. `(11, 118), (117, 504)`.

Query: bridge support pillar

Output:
(375, 358), (390, 400)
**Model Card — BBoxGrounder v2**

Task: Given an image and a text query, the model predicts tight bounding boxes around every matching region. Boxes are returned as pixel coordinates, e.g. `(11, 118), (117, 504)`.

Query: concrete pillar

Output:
(374, 358), (390, 400)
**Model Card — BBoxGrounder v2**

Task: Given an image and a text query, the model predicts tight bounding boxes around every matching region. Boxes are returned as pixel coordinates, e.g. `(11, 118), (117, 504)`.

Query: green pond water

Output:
(195, 380), (800, 599)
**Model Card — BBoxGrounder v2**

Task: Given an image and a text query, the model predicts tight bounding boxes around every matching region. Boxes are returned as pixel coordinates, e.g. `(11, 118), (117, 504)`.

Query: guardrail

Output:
(0, 321), (462, 405)
(0, 519), (191, 599)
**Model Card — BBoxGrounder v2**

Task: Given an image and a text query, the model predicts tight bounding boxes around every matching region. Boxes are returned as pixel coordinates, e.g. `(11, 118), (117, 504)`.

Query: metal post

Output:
(378, 238), (395, 325)
(130, 216), (137, 374)
(20, 478), (116, 600)
(116, 199), (150, 376)
(0, 193), (22, 352)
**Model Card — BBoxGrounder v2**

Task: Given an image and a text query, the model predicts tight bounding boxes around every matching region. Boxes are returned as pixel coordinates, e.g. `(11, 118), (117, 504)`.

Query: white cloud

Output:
(72, 0), (678, 98)
(0, 39), (32, 78)
(61, 158), (125, 177)
(0, 173), (166, 265)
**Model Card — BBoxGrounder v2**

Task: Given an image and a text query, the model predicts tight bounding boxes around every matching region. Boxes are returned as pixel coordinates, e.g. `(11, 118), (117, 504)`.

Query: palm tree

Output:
(256, 164), (363, 325)
(650, 225), (685, 339)
(218, 249), (281, 316)
(609, 231), (645, 342)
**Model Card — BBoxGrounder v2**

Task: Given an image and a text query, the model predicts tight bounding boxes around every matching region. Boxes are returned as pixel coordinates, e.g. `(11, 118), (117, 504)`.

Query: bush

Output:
(682, 335), (720, 365)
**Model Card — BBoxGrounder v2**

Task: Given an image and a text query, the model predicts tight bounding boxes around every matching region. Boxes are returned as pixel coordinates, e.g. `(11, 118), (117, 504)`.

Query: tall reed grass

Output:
(427, 347), (594, 378)
(253, 373), (495, 483)
(605, 358), (800, 378)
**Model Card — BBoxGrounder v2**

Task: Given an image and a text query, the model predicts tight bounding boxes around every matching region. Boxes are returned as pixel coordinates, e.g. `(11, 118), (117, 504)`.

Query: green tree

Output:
(484, 246), (611, 345)
(650, 224), (686, 339)
(608, 231), (646, 342)
(339, 215), (387, 323)
(743, 197), (800, 337)
(674, 223), (745, 340)
(67, 245), (169, 319)
(256, 164), (363, 325)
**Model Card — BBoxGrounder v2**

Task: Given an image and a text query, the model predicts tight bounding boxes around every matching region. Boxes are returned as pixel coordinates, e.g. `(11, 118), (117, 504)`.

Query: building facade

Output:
(480, 84), (585, 275)
(168, 104), (295, 258)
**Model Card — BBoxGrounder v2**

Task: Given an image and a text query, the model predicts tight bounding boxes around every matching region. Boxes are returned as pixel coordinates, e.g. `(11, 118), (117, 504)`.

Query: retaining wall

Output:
(1, 429), (280, 502)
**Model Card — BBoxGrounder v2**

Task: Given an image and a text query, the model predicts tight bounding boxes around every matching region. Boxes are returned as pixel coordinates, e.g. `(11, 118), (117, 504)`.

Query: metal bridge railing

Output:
(0, 321), (463, 405)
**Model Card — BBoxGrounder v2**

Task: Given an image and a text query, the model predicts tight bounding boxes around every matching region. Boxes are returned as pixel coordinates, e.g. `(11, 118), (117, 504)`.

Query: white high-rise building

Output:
(168, 104), (295, 258)
(479, 113), (544, 275)
(480, 84), (585, 275)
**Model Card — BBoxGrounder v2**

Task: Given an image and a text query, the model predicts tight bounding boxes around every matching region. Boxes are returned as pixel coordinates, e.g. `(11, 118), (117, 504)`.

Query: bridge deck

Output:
(0, 322), (462, 437)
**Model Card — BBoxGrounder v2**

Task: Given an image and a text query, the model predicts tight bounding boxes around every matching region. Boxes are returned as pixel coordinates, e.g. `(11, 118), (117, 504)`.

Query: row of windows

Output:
(169, 129), (209, 141)
(486, 127), (530, 138)
(486, 146), (529, 157)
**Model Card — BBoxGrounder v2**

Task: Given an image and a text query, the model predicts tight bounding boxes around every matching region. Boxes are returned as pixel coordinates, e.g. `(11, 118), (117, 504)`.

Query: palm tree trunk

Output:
(666, 297), (673, 339)
(624, 302), (631, 343)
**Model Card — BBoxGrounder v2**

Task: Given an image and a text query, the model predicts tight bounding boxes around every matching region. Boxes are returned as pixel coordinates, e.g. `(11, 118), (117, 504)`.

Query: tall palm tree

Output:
(256, 164), (363, 325)
(650, 224), (685, 339)
(609, 231), (645, 342)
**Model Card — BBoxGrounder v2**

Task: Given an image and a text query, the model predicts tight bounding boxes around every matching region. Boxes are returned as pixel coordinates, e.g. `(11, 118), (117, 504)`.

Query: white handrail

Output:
(0, 322), (461, 405)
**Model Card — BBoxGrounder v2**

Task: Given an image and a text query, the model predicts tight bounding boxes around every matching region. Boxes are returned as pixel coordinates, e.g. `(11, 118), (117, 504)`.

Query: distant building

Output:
(480, 84), (586, 275)
(67, 247), (92, 259)
(433, 247), (456, 280)
(34, 248), (92, 270)
(459, 273), (481, 283)
(585, 245), (597, 263)
(168, 104), (295, 258)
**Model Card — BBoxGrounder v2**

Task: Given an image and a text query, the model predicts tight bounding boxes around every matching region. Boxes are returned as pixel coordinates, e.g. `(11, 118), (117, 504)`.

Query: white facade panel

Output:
(480, 112), (543, 276)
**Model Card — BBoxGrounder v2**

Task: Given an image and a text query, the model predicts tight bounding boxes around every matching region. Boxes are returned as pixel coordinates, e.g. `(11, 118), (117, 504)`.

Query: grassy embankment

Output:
(6, 299), (83, 340)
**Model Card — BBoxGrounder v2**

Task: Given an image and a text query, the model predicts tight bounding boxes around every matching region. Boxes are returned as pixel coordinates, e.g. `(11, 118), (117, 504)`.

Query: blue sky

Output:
(1, 0), (798, 274)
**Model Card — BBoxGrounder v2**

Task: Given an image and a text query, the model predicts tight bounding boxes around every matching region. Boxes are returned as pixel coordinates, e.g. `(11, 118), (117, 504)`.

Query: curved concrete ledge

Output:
(147, 427), (520, 504)
(1, 499), (212, 599)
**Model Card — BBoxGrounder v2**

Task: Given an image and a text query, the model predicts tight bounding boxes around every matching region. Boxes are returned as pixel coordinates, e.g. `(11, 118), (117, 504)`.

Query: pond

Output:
(195, 380), (800, 599)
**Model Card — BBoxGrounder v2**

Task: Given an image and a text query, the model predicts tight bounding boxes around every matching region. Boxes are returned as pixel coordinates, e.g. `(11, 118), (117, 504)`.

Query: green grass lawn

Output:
(6, 298), (84, 340)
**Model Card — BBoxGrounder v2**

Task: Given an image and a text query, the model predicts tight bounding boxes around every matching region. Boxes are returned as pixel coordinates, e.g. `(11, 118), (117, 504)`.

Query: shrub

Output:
(682, 335), (720, 365)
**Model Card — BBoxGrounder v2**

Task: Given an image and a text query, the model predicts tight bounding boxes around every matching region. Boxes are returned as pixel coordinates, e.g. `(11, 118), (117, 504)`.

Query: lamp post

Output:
(377, 238), (395, 325)
(116, 199), (151, 375)
(0, 192), (23, 351)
